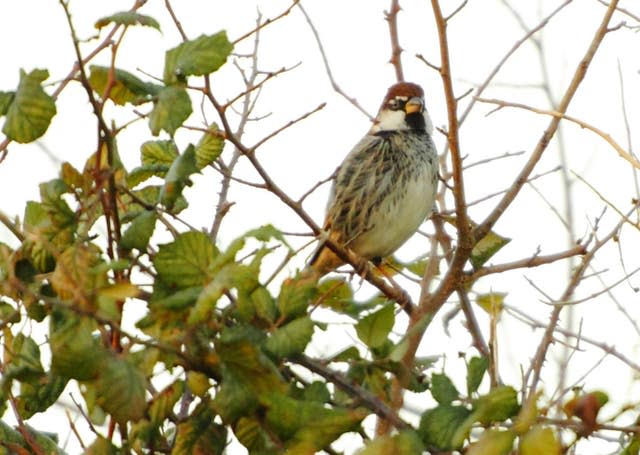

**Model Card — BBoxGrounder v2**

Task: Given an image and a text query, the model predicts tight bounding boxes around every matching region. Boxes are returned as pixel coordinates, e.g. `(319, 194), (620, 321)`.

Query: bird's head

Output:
(371, 82), (433, 135)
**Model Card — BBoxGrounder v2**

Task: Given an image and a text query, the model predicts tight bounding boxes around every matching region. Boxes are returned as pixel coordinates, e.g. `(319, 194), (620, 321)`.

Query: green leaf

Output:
(418, 405), (472, 451)
(277, 276), (316, 320)
(17, 374), (67, 418)
(303, 381), (331, 403)
(467, 429), (515, 455)
(431, 373), (459, 405)
(476, 292), (506, 317)
(195, 123), (225, 169)
(467, 356), (489, 395)
(148, 381), (184, 426)
(95, 355), (147, 424)
(120, 210), (157, 251)
(141, 139), (179, 167)
(95, 11), (161, 30)
(265, 316), (314, 358)
(163, 31), (233, 84)
(355, 304), (395, 349)
(174, 402), (227, 455)
(50, 310), (105, 380)
(519, 426), (561, 455)
(153, 230), (217, 288)
(3, 333), (43, 382)
(212, 374), (258, 423)
(85, 435), (119, 455)
(127, 164), (170, 187)
(263, 393), (367, 451)
(149, 85), (192, 136)
(234, 417), (273, 453)
(0, 91), (15, 116)
(160, 144), (198, 209)
(152, 285), (202, 310)
(471, 229), (510, 270)
(471, 385), (520, 424)
(358, 430), (425, 455)
(329, 346), (361, 363)
(316, 278), (354, 312)
(3, 69), (56, 143)
(89, 65), (160, 105)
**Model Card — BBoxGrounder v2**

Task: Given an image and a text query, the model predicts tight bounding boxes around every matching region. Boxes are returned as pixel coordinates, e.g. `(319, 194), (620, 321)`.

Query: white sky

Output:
(1, 1), (640, 453)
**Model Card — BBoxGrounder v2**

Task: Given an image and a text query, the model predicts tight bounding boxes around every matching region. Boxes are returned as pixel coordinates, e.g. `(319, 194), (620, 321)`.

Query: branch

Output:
(476, 97), (640, 169)
(385, 0), (404, 82)
(474, 0), (620, 242)
(469, 244), (587, 281)
(232, 0), (300, 45)
(297, 4), (374, 121)
(292, 354), (411, 430)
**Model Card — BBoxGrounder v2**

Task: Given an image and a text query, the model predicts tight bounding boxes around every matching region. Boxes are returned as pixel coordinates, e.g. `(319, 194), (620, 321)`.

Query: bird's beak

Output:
(405, 96), (423, 114)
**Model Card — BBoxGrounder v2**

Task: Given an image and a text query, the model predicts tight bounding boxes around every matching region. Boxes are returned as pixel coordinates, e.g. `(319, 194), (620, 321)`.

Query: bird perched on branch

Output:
(302, 82), (438, 282)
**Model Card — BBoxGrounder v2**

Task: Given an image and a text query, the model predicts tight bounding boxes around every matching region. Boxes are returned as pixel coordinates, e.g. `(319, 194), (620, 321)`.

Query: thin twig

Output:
(385, 0), (404, 82)
(476, 97), (640, 169)
(297, 4), (374, 121)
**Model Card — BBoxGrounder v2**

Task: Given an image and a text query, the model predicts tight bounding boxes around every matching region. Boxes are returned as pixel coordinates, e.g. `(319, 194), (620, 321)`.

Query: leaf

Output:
(3, 333), (43, 382)
(234, 417), (271, 452)
(152, 286), (202, 310)
(316, 278), (353, 312)
(141, 139), (179, 167)
(519, 426), (561, 455)
(303, 381), (331, 403)
(85, 436), (118, 455)
(563, 391), (609, 432)
(467, 356), (489, 395)
(148, 381), (184, 426)
(160, 144), (198, 209)
(355, 304), (395, 349)
(95, 11), (161, 30)
(419, 404), (472, 451)
(357, 430), (425, 455)
(173, 402), (227, 455)
(95, 355), (147, 424)
(467, 429), (515, 455)
(277, 276), (316, 320)
(328, 346), (361, 363)
(2, 69), (56, 143)
(187, 371), (210, 397)
(265, 316), (314, 358)
(99, 281), (140, 300)
(89, 65), (160, 105)
(263, 393), (367, 451)
(149, 85), (192, 136)
(120, 210), (157, 251)
(431, 373), (460, 405)
(471, 385), (520, 424)
(49, 309), (106, 380)
(471, 229), (510, 270)
(195, 123), (225, 169)
(163, 31), (233, 84)
(127, 164), (170, 187)
(17, 374), (67, 418)
(0, 90), (15, 116)
(476, 292), (506, 317)
(153, 231), (217, 289)
(50, 244), (106, 309)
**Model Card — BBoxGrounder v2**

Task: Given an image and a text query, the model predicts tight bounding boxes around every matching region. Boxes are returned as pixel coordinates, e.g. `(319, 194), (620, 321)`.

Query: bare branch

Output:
(385, 0), (404, 82)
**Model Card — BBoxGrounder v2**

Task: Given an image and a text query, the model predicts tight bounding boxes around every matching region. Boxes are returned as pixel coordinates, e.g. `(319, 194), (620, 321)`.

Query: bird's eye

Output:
(387, 98), (405, 111)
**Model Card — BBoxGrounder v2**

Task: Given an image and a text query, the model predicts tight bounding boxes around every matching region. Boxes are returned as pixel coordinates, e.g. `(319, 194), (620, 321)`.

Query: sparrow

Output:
(303, 82), (438, 282)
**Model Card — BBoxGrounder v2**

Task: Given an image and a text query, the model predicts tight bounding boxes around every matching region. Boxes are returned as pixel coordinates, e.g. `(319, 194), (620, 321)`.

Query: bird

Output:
(302, 82), (438, 283)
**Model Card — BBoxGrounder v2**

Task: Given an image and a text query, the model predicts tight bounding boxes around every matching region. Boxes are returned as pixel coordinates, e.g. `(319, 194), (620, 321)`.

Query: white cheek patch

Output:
(371, 109), (407, 133)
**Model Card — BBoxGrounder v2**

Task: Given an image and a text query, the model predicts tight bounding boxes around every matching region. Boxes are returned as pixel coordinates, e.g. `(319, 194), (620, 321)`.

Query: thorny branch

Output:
(385, 0), (404, 82)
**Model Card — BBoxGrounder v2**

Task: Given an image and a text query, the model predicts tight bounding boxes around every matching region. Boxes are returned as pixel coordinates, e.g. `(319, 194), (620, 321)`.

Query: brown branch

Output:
(232, 0), (300, 45)
(474, 0), (620, 242)
(385, 0), (404, 82)
(164, 0), (188, 41)
(469, 244), (587, 281)
(476, 97), (640, 169)
(292, 354), (410, 431)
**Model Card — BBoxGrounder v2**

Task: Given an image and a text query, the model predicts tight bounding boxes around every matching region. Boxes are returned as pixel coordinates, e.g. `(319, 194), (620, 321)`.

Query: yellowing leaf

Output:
(89, 65), (159, 105)
(153, 231), (217, 289)
(357, 430), (425, 454)
(476, 292), (506, 317)
(519, 426), (561, 455)
(471, 229), (510, 270)
(95, 356), (147, 424)
(195, 123), (224, 169)
(98, 282), (140, 300)
(467, 429), (515, 455)
(419, 404), (472, 451)
(471, 385), (520, 424)
(3, 69), (56, 143)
